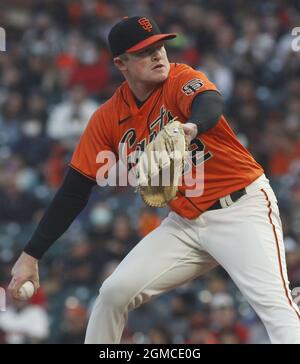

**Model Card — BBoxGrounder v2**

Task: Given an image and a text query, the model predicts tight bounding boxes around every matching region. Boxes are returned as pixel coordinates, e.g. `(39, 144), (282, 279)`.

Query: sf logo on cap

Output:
(138, 18), (153, 32)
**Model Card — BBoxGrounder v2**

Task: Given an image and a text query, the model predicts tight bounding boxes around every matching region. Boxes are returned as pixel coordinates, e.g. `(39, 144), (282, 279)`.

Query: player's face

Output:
(120, 42), (170, 84)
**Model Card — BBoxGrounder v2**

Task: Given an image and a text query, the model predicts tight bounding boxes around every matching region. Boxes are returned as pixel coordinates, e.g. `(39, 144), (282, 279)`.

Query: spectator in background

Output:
(47, 85), (98, 149)
(233, 18), (275, 78)
(0, 154), (43, 223)
(0, 298), (49, 344)
(209, 293), (249, 344)
(68, 40), (111, 98)
(138, 207), (161, 238)
(12, 91), (52, 167)
(1, 65), (26, 95)
(62, 235), (99, 288)
(111, 214), (139, 249)
(148, 326), (172, 344)
(57, 297), (88, 344)
(197, 53), (233, 101)
(0, 92), (23, 146)
(25, 92), (48, 133)
(88, 202), (113, 240)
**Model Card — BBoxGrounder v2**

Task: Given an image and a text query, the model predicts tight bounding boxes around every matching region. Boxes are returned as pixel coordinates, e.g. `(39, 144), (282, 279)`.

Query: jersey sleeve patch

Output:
(181, 79), (204, 96)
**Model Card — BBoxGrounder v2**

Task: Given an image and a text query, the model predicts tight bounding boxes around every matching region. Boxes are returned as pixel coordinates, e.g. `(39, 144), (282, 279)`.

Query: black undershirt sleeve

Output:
(187, 90), (224, 135)
(24, 167), (96, 260)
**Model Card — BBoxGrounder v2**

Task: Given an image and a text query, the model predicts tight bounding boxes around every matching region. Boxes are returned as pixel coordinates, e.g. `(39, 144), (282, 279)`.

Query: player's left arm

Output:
(183, 91), (224, 143)
(170, 66), (224, 142)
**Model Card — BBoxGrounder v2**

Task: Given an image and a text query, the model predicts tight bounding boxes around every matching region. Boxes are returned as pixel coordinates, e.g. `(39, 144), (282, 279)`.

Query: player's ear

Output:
(114, 55), (128, 72)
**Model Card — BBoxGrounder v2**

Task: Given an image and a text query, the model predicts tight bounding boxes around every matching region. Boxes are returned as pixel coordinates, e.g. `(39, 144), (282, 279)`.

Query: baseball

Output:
(17, 281), (35, 301)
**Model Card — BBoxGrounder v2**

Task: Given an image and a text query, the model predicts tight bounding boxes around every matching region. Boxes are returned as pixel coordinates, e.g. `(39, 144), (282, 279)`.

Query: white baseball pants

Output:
(85, 174), (300, 344)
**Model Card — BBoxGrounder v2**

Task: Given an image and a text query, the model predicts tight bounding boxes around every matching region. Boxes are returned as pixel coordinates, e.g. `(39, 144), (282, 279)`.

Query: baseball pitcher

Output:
(8, 16), (300, 344)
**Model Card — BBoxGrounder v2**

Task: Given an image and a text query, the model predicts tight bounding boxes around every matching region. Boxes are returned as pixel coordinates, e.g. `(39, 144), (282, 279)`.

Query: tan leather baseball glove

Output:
(136, 118), (188, 207)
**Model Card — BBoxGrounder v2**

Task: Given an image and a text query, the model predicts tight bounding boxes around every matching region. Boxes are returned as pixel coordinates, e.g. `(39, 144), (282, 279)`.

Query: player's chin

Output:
(151, 70), (169, 82)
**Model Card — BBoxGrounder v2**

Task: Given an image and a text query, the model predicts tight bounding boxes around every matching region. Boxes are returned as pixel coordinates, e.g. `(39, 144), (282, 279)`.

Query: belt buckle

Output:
(219, 194), (234, 208)
(219, 188), (246, 208)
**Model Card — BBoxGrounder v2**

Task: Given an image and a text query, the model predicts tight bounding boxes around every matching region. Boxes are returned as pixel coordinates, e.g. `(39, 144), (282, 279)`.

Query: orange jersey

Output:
(70, 63), (263, 219)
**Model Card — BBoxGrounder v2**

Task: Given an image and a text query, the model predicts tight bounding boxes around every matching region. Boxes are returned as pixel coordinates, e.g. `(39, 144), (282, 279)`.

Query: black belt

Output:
(207, 188), (247, 211)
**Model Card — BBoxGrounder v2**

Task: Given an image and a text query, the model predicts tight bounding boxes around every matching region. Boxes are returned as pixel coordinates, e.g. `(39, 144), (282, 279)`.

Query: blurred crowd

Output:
(0, 0), (300, 344)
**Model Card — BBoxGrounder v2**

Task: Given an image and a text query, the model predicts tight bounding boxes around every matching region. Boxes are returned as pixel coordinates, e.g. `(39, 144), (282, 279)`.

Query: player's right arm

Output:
(9, 166), (96, 299)
(8, 105), (115, 300)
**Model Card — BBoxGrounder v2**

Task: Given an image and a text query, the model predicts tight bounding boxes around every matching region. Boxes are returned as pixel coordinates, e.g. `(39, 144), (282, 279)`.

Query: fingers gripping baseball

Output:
(8, 252), (40, 300)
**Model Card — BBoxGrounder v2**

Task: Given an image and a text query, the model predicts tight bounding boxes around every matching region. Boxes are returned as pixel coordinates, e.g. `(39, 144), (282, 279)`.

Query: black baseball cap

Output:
(108, 16), (177, 58)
